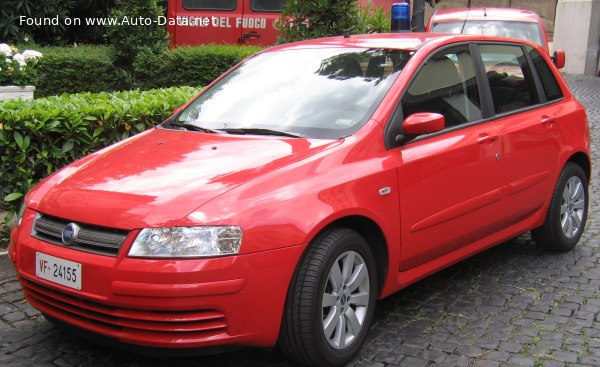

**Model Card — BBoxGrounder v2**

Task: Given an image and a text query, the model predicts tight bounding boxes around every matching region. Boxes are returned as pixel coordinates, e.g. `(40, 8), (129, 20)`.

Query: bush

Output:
(0, 86), (200, 208)
(277, 0), (360, 43)
(133, 44), (262, 89)
(0, 0), (117, 45)
(107, 0), (169, 88)
(35, 45), (116, 97)
(356, 4), (390, 34)
(32, 44), (261, 96)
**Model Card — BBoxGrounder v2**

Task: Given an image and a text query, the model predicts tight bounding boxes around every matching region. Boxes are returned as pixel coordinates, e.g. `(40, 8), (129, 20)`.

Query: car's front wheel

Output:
(532, 162), (588, 251)
(279, 228), (377, 367)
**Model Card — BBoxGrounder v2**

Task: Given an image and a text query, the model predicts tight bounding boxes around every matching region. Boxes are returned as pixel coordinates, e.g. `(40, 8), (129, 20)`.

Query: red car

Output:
(427, 8), (550, 54)
(9, 33), (590, 367)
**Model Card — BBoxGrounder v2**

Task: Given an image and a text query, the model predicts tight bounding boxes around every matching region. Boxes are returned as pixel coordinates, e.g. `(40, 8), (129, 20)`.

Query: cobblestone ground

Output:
(1, 75), (599, 367)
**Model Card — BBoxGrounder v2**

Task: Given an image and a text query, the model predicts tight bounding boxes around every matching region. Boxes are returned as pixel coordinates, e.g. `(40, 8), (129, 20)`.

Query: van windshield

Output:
(174, 47), (411, 139)
(432, 21), (544, 48)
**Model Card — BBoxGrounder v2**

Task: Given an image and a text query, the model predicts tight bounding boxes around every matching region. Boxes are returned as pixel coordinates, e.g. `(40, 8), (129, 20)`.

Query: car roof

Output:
(263, 32), (535, 53)
(430, 7), (542, 23)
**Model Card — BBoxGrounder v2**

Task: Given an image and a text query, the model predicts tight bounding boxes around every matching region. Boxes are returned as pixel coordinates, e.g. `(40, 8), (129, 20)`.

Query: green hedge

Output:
(33, 44), (262, 97)
(133, 44), (263, 89)
(0, 86), (200, 208)
(36, 46), (116, 97)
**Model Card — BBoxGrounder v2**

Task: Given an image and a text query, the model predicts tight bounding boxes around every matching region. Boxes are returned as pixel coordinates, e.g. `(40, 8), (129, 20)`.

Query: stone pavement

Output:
(1, 75), (599, 367)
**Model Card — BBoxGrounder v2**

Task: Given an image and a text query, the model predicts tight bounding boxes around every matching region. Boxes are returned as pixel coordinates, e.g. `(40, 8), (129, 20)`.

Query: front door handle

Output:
(477, 133), (499, 145)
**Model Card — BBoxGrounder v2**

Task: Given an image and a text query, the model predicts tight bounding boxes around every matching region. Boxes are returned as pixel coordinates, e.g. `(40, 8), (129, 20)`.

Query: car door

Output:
(391, 45), (505, 272)
(476, 43), (563, 226)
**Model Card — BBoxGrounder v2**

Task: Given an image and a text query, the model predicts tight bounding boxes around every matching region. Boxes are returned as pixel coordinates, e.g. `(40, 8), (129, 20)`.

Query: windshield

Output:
(173, 47), (412, 139)
(432, 20), (544, 48)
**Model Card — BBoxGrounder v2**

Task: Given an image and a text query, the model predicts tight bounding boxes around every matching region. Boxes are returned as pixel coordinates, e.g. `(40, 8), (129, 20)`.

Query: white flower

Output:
(22, 50), (43, 60)
(13, 53), (26, 68)
(0, 43), (12, 57)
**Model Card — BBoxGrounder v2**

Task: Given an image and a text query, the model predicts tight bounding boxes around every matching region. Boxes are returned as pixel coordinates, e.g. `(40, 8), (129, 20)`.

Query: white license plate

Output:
(36, 252), (82, 290)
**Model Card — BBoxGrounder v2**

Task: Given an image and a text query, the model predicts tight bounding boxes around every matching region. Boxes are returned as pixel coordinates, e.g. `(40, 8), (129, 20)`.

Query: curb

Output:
(0, 251), (16, 281)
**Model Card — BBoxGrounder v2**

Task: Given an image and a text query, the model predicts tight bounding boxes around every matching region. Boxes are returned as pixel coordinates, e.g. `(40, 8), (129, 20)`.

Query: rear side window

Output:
(402, 46), (482, 128)
(251, 0), (286, 11)
(527, 46), (563, 102)
(183, 0), (236, 10)
(478, 44), (540, 114)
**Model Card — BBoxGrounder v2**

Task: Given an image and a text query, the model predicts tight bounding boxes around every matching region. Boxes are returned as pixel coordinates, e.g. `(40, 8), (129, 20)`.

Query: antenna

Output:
(459, 7), (471, 34)
(343, 25), (357, 38)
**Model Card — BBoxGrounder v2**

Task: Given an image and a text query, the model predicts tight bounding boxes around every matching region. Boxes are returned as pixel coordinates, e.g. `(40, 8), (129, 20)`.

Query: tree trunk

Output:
(411, 0), (426, 32)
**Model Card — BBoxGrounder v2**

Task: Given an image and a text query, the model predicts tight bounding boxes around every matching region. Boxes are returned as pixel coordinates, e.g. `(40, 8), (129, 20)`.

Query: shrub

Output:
(356, 4), (391, 34)
(277, 0), (360, 43)
(0, 86), (200, 208)
(35, 45), (116, 97)
(133, 44), (263, 89)
(107, 0), (169, 88)
(32, 44), (261, 96)
(0, 0), (72, 45)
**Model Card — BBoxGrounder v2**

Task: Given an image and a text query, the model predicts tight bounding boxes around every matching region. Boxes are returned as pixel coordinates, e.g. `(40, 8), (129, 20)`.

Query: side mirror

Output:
(403, 112), (445, 135)
(552, 50), (565, 69)
(395, 112), (445, 145)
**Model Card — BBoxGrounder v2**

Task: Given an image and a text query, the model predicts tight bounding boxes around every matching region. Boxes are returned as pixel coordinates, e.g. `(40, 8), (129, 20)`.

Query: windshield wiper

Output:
(221, 128), (303, 138)
(168, 121), (221, 134)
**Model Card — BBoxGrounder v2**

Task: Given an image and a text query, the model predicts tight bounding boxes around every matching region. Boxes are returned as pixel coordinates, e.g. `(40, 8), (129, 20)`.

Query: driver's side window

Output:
(401, 46), (482, 128)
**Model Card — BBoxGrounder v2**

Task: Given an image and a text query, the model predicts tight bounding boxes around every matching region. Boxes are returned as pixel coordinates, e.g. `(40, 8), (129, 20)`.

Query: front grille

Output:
(32, 214), (129, 256)
(22, 278), (228, 342)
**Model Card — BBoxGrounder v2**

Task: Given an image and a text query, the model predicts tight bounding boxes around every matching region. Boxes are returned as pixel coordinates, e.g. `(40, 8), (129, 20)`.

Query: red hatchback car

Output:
(427, 8), (550, 54)
(9, 33), (590, 367)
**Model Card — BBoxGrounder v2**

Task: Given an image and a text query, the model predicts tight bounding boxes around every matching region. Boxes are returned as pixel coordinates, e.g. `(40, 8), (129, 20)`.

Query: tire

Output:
(532, 162), (588, 252)
(279, 228), (378, 367)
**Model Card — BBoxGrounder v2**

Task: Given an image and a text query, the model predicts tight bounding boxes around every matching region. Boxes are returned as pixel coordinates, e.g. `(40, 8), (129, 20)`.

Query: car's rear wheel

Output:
(279, 228), (377, 367)
(532, 162), (588, 251)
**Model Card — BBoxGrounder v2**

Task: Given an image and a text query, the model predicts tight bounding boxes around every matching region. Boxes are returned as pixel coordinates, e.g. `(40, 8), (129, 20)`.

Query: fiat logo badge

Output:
(61, 223), (80, 246)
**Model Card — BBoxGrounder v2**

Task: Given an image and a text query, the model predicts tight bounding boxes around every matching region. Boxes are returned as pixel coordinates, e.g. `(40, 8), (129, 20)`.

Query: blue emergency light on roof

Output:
(391, 1), (411, 32)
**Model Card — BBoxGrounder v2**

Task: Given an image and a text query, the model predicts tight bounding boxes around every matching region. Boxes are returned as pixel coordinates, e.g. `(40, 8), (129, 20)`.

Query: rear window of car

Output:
(432, 20), (544, 49)
(479, 44), (540, 114)
(251, 0), (286, 12)
(183, 0), (236, 10)
(527, 46), (563, 102)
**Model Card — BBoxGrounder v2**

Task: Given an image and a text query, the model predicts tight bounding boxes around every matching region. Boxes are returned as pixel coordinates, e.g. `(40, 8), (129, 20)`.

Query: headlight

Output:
(129, 226), (243, 258)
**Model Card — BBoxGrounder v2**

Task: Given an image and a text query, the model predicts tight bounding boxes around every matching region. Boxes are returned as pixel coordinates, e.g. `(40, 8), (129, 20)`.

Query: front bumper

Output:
(10, 215), (304, 349)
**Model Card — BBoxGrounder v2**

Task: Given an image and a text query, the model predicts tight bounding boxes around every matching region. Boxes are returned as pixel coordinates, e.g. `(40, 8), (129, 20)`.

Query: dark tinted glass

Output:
(402, 46), (482, 128)
(183, 0), (236, 10)
(479, 44), (539, 114)
(527, 46), (563, 102)
(251, 0), (286, 11)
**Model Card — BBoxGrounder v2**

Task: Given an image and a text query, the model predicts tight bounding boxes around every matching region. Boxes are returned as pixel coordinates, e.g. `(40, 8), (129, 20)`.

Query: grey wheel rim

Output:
(561, 176), (586, 238)
(322, 250), (370, 349)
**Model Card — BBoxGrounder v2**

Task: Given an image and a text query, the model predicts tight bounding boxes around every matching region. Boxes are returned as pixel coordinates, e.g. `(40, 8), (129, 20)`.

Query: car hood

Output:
(32, 128), (341, 229)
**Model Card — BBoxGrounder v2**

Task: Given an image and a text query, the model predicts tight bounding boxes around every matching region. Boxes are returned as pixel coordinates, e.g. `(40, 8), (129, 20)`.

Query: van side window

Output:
(527, 46), (563, 102)
(401, 46), (482, 128)
(251, 0), (286, 12)
(478, 44), (539, 114)
(183, 0), (236, 10)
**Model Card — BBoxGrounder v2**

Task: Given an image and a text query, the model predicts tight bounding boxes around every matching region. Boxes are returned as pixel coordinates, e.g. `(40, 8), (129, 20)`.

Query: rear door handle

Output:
(541, 115), (556, 126)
